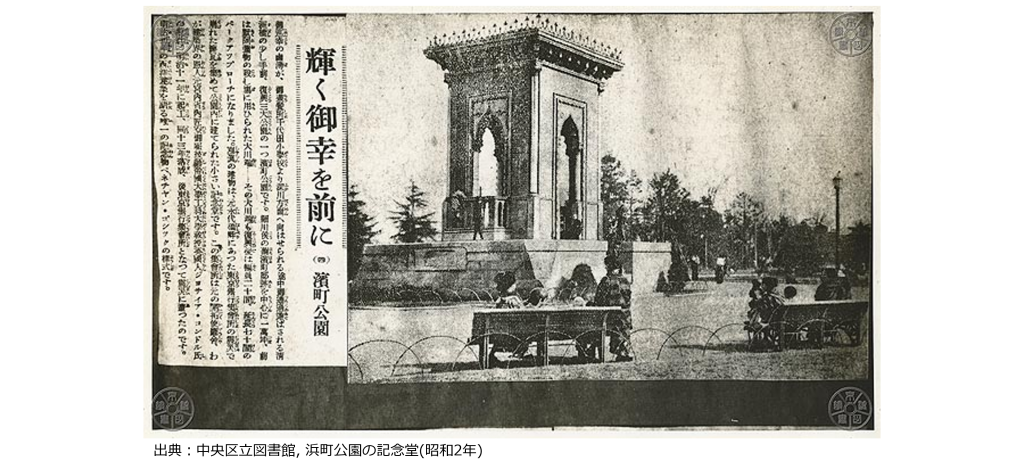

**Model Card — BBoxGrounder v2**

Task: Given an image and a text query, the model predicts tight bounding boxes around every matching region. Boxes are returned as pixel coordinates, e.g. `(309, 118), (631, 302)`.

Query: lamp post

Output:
(833, 172), (842, 268)
(700, 202), (708, 265)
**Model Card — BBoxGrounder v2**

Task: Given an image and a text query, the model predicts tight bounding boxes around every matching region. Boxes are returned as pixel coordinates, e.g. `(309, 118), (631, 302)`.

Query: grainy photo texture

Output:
(150, 10), (876, 431)
(346, 13), (873, 388)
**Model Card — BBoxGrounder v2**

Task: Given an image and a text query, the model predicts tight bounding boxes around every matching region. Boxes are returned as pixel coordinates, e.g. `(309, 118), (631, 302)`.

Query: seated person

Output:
(488, 272), (524, 365)
(569, 263), (597, 304)
(814, 267), (852, 301)
(493, 272), (523, 309)
(525, 288), (544, 307)
(746, 277), (783, 332)
(747, 279), (763, 309)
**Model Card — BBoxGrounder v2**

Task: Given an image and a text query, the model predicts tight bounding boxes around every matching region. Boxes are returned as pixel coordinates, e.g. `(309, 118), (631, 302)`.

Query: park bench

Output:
(470, 306), (625, 368)
(750, 300), (869, 350)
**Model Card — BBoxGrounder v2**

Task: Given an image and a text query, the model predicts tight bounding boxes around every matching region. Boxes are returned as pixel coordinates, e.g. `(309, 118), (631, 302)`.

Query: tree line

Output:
(600, 153), (871, 277)
(347, 158), (871, 278)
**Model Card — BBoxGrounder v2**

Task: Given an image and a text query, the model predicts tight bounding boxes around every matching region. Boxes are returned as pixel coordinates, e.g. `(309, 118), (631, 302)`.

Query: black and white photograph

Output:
(346, 13), (874, 397)
(147, 8), (876, 431)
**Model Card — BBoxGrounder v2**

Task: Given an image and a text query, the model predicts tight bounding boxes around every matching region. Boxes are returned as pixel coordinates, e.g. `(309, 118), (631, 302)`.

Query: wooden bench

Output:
(756, 300), (870, 349)
(471, 306), (625, 368)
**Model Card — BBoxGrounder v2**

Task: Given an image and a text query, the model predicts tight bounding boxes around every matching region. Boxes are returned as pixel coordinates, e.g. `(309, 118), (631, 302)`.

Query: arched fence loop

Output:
(347, 339), (424, 383)
(701, 322), (749, 355)
(625, 327), (683, 362)
(347, 353), (363, 382)
(390, 335), (473, 377)
(653, 324), (719, 360)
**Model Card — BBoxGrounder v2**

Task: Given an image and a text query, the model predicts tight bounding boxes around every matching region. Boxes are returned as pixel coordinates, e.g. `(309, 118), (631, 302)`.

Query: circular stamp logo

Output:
(152, 14), (194, 55)
(828, 386), (872, 430)
(829, 13), (872, 57)
(152, 387), (195, 431)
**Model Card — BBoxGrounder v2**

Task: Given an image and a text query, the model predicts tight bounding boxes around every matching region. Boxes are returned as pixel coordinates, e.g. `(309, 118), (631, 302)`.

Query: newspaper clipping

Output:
(149, 9), (876, 431)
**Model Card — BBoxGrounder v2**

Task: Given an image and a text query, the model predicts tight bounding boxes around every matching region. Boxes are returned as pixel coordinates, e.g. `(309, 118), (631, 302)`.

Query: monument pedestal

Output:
(353, 240), (671, 296)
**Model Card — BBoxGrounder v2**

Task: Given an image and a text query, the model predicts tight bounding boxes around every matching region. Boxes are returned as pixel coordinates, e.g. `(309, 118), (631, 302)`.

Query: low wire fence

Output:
(347, 315), (863, 383)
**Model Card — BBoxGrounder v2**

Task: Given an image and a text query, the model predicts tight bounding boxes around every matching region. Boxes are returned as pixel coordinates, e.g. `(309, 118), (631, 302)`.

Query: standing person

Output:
(689, 255), (701, 281)
(715, 256), (727, 283)
(567, 218), (583, 240)
(656, 271), (668, 293)
(592, 255), (633, 361)
(449, 189), (466, 228)
(472, 192), (484, 240)
(665, 242), (688, 293)
(614, 205), (627, 243)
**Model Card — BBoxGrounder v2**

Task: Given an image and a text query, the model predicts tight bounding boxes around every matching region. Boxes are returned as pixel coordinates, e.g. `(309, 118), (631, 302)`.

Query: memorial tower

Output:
(355, 16), (669, 293)
(424, 16), (624, 241)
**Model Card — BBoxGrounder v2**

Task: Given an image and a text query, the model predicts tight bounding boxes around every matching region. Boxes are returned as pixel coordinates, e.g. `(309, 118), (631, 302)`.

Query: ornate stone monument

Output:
(354, 16), (670, 293)
(425, 16), (623, 242)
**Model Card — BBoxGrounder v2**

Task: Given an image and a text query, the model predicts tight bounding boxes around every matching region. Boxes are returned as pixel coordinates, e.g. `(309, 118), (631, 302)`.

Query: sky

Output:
(346, 13), (873, 241)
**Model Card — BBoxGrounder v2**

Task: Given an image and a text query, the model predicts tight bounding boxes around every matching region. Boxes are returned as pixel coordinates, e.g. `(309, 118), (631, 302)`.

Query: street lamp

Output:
(700, 202), (708, 265)
(833, 172), (842, 269)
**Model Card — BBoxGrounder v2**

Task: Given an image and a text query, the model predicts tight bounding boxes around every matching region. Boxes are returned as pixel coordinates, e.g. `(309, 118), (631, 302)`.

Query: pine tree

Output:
(600, 153), (646, 244)
(600, 153), (629, 243)
(625, 170), (644, 241)
(640, 171), (689, 243)
(724, 192), (767, 269)
(347, 185), (379, 277)
(389, 180), (438, 243)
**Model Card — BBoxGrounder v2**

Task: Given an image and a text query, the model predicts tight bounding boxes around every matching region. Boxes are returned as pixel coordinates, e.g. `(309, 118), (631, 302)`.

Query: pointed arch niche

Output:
(468, 94), (510, 198)
(553, 97), (586, 240)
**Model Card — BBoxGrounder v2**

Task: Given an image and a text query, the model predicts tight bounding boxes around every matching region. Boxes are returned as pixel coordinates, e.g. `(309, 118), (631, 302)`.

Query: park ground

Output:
(347, 280), (870, 383)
